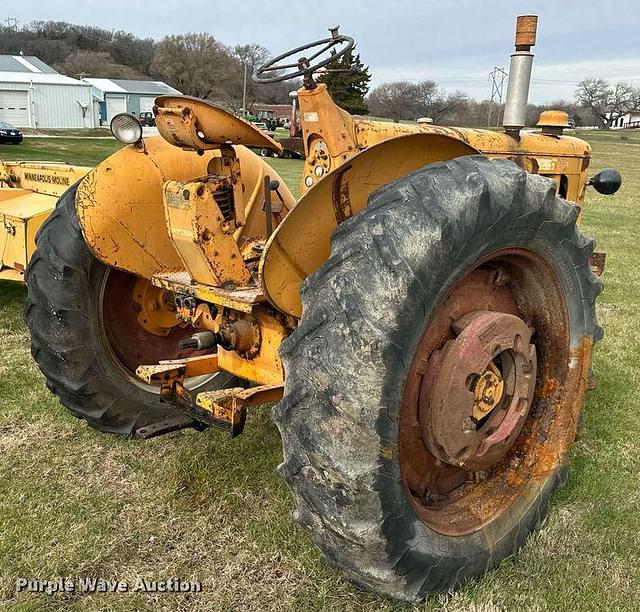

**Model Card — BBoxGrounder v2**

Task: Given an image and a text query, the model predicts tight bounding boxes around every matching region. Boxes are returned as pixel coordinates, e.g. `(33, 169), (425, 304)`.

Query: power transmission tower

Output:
(488, 66), (507, 127)
(3, 17), (18, 29)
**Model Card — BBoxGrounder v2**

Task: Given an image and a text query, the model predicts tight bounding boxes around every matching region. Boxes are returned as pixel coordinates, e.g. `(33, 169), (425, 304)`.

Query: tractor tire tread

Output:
(273, 155), (600, 601)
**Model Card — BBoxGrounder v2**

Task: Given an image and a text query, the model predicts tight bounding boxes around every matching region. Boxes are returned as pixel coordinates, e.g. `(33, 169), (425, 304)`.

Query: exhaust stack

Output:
(503, 15), (538, 136)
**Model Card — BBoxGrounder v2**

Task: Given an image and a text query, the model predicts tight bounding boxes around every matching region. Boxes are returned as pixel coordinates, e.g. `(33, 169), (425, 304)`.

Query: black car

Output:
(0, 121), (23, 144)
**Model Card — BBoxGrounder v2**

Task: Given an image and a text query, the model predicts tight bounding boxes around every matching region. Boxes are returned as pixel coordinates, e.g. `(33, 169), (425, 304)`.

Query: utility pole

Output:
(242, 62), (248, 118)
(488, 66), (507, 127)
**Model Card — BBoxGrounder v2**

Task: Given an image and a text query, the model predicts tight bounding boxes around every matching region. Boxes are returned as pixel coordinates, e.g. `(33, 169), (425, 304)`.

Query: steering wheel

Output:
(253, 26), (354, 85)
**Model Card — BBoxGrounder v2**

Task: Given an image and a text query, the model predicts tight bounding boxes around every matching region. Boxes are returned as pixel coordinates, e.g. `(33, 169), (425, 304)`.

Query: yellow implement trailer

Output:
(23, 16), (621, 602)
(0, 161), (89, 281)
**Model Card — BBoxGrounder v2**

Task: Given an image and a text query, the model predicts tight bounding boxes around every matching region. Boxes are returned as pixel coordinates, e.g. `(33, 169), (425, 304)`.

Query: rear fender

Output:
(260, 133), (479, 317)
(76, 136), (295, 279)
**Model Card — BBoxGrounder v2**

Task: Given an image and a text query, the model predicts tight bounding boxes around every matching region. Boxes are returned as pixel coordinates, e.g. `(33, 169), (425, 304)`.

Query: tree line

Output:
(0, 21), (291, 108)
(366, 78), (640, 128)
(1, 21), (638, 127)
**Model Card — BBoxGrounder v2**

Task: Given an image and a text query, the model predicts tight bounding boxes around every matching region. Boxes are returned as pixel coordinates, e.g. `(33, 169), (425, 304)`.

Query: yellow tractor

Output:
(21, 16), (621, 601)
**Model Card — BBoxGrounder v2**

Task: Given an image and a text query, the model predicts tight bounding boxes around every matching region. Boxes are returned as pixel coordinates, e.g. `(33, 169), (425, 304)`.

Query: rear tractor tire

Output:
(275, 156), (602, 601)
(25, 185), (238, 437)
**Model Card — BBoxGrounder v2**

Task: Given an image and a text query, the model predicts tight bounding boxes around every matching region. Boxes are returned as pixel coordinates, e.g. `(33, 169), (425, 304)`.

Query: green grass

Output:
(1, 138), (305, 193)
(0, 132), (639, 610)
(0, 137), (123, 166)
(20, 128), (113, 137)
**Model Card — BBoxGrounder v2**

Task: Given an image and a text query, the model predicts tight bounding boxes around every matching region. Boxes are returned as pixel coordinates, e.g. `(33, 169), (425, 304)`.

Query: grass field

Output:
(0, 131), (638, 611)
(0, 137), (123, 166)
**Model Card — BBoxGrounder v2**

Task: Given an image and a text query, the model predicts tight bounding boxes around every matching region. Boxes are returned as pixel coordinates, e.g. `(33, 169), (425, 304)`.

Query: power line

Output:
(488, 66), (507, 127)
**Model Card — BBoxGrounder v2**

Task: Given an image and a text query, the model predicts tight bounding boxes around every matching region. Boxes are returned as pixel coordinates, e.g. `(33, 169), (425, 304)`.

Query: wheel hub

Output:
(473, 361), (505, 418)
(133, 277), (179, 336)
(421, 310), (537, 472)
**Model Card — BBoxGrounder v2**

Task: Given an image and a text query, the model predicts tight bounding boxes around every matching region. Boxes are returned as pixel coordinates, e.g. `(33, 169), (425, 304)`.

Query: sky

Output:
(4, 0), (640, 103)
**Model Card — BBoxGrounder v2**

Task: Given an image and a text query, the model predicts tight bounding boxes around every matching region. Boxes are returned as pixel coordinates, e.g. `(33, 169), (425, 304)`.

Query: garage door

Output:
(106, 95), (127, 121)
(0, 90), (29, 126)
(139, 96), (156, 113)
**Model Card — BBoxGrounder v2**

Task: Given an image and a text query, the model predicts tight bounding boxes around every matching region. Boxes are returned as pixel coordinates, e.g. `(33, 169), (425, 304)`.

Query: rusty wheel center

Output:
(421, 310), (537, 472)
(399, 251), (571, 537)
(473, 361), (504, 417)
(100, 268), (212, 390)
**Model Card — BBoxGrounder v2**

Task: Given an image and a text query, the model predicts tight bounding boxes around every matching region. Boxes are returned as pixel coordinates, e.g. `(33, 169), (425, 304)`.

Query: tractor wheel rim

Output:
(421, 310), (537, 473)
(399, 248), (571, 536)
(99, 268), (218, 393)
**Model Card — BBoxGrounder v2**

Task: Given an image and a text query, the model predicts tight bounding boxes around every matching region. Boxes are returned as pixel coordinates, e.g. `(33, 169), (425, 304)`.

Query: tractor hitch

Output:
(135, 356), (283, 437)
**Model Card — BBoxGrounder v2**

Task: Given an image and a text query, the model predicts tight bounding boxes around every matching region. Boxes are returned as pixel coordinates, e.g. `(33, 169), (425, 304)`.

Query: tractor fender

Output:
(75, 136), (295, 280)
(260, 132), (479, 317)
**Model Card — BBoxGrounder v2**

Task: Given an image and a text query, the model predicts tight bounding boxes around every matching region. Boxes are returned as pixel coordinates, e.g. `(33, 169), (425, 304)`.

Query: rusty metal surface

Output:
(163, 177), (251, 286)
(422, 310), (537, 473)
(515, 15), (538, 48)
(135, 414), (200, 439)
(261, 133), (478, 317)
(399, 249), (582, 536)
(136, 355), (220, 385)
(196, 382), (284, 436)
(156, 372), (284, 437)
(155, 95), (282, 153)
(151, 271), (265, 313)
(76, 136), (295, 281)
(101, 268), (199, 375)
(217, 306), (287, 385)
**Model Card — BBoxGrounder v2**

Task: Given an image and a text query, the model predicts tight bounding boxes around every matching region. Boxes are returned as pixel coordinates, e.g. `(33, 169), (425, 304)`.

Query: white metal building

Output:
(85, 79), (181, 125)
(610, 111), (640, 129)
(0, 55), (94, 128)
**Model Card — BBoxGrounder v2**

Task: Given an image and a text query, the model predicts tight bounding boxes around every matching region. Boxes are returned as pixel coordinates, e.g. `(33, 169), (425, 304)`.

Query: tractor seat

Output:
(154, 95), (282, 154)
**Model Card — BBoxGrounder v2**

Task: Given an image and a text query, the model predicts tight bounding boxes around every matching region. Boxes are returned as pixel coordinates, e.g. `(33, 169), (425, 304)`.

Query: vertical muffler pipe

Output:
(503, 15), (538, 137)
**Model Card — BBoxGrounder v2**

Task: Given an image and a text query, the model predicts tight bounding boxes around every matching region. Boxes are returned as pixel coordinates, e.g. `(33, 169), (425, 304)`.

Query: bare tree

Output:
(368, 80), (468, 123)
(367, 81), (417, 120)
(233, 43), (270, 78)
(576, 78), (640, 128)
(415, 81), (469, 123)
(151, 33), (239, 99)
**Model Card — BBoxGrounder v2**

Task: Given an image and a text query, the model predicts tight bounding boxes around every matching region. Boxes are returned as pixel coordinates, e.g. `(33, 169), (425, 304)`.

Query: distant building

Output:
(0, 55), (94, 128)
(610, 111), (640, 129)
(85, 78), (181, 125)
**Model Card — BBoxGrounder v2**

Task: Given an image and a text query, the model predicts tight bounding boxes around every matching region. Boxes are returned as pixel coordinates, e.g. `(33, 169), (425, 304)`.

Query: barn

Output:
(0, 55), (94, 128)
(85, 79), (181, 125)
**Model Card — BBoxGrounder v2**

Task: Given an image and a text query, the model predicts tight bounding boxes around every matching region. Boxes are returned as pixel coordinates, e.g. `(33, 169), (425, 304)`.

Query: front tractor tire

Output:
(275, 156), (602, 601)
(25, 186), (236, 437)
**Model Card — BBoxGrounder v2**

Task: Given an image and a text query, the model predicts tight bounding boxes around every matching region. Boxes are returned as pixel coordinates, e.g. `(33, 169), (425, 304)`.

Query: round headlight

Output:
(110, 113), (143, 144)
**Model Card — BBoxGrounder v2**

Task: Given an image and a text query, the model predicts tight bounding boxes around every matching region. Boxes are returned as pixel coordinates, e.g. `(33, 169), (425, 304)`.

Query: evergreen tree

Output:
(319, 49), (371, 115)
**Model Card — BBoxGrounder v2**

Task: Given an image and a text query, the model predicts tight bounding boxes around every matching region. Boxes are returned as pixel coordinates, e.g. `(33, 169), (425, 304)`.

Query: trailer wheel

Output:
(24, 185), (238, 437)
(275, 156), (602, 601)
